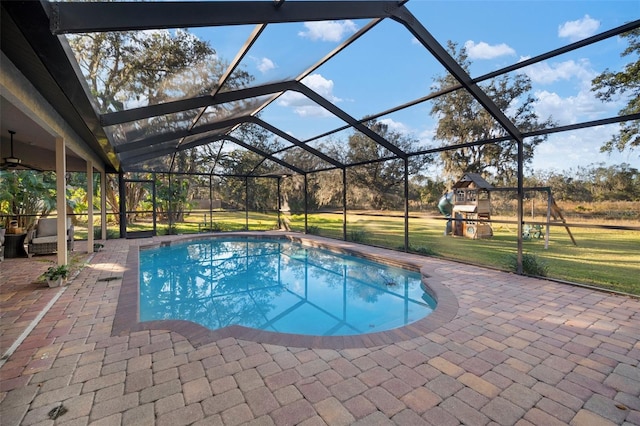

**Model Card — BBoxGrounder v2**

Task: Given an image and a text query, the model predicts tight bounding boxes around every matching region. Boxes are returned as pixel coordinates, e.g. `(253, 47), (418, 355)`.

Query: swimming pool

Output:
(139, 237), (436, 337)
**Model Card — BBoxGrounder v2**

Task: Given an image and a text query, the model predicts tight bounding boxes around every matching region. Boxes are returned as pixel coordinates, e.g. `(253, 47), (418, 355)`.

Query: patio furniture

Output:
(5, 232), (28, 258)
(27, 217), (74, 256)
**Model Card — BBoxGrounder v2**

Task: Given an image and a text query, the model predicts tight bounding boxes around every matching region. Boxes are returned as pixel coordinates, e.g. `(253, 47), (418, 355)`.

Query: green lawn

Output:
(291, 212), (640, 295)
(76, 210), (640, 295)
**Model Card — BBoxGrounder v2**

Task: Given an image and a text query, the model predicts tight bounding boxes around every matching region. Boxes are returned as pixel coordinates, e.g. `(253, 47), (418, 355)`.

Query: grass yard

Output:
(78, 209), (640, 295)
(288, 212), (640, 295)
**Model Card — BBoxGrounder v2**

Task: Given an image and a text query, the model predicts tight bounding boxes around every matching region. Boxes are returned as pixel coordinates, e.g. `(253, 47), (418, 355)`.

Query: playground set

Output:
(438, 173), (576, 248)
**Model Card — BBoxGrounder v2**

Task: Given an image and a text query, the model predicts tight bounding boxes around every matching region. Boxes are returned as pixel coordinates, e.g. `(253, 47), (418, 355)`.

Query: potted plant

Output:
(43, 264), (70, 288)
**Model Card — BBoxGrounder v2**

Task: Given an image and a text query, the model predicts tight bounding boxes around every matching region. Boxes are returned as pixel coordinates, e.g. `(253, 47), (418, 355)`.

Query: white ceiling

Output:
(1, 96), (86, 172)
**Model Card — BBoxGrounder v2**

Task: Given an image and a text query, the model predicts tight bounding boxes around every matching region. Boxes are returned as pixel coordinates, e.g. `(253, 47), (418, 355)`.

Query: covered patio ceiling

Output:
(1, 1), (638, 176)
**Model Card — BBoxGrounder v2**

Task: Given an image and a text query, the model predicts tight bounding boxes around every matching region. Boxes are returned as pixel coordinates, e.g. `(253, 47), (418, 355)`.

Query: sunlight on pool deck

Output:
(89, 262), (127, 273)
(1, 232), (638, 426)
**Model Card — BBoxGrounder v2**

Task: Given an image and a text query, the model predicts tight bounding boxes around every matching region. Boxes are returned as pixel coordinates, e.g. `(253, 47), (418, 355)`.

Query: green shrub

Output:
(306, 225), (320, 235)
(93, 227), (119, 240)
(507, 253), (549, 277)
(211, 222), (225, 232)
(409, 246), (437, 256)
(348, 229), (367, 243)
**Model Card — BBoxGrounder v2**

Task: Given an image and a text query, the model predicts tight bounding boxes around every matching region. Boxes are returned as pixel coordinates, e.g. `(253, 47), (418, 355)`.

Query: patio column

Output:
(87, 161), (94, 253)
(101, 170), (107, 240)
(55, 136), (67, 265)
(119, 171), (126, 238)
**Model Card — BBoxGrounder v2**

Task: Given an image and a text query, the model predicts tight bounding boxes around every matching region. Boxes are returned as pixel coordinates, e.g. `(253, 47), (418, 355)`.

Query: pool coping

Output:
(113, 231), (459, 349)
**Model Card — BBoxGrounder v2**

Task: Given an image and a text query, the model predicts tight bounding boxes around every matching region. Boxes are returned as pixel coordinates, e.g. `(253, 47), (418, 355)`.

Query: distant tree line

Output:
(526, 163), (640, 203)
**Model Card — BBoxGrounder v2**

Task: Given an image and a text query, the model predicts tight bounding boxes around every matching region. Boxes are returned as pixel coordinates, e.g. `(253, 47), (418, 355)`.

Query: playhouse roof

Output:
(453, 173), (493, 190)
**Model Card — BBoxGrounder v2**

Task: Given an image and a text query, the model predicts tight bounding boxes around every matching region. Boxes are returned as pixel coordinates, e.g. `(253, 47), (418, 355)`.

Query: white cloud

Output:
(531, 127), (628, 172)
(534, 91), (575, 123)
(379, 118), (410, 135)
(418, 128), (436, 146)
(558, 15), (600, 42)
(298, 20), (358, 42)
(277, 73), (341, 117)
(464, 40), (515, 60)
(523, 59), (596, 85)
(533, 88), (610, 126)
(302, 74), (341, 101)
(532, 132), (595, 171)
(256, 57), (276, 73)
(527, 55), (630, 172)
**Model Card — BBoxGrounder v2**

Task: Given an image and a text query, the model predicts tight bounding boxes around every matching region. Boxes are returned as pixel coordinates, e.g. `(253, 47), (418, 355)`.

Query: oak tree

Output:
(591, 28), (640, 153)
(430, 42), (553, 185)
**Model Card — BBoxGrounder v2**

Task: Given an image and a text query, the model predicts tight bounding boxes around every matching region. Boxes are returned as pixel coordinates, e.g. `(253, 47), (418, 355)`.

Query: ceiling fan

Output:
(1, 130), (42, 171)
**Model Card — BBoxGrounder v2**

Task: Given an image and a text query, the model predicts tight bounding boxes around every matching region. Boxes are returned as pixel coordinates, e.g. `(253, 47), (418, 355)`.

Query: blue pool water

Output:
(139, 238), (436, 336)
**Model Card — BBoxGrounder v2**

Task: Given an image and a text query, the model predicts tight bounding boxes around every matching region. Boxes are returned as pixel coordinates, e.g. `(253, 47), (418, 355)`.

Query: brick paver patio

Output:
(1, 233), (638, 425)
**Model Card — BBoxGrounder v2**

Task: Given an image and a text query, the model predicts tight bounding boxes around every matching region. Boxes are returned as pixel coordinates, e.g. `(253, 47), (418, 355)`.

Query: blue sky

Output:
(194, 1), (639, 176)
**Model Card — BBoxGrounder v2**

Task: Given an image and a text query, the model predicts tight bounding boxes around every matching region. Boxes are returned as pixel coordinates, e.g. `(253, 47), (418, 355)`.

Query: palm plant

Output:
(0, 170), (57, 228)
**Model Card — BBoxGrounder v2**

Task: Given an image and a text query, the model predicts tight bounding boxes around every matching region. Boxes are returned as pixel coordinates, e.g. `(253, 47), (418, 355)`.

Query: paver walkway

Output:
(1, 234), (638, 425)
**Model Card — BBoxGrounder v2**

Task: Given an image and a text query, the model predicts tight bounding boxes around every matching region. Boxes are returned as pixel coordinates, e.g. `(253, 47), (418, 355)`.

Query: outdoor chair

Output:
(27, 217), (74, 256)
(522, 224), (543, 240)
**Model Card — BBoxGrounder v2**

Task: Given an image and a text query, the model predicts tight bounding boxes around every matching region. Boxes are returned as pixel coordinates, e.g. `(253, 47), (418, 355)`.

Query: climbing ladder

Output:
(550, 197), (577, 246)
